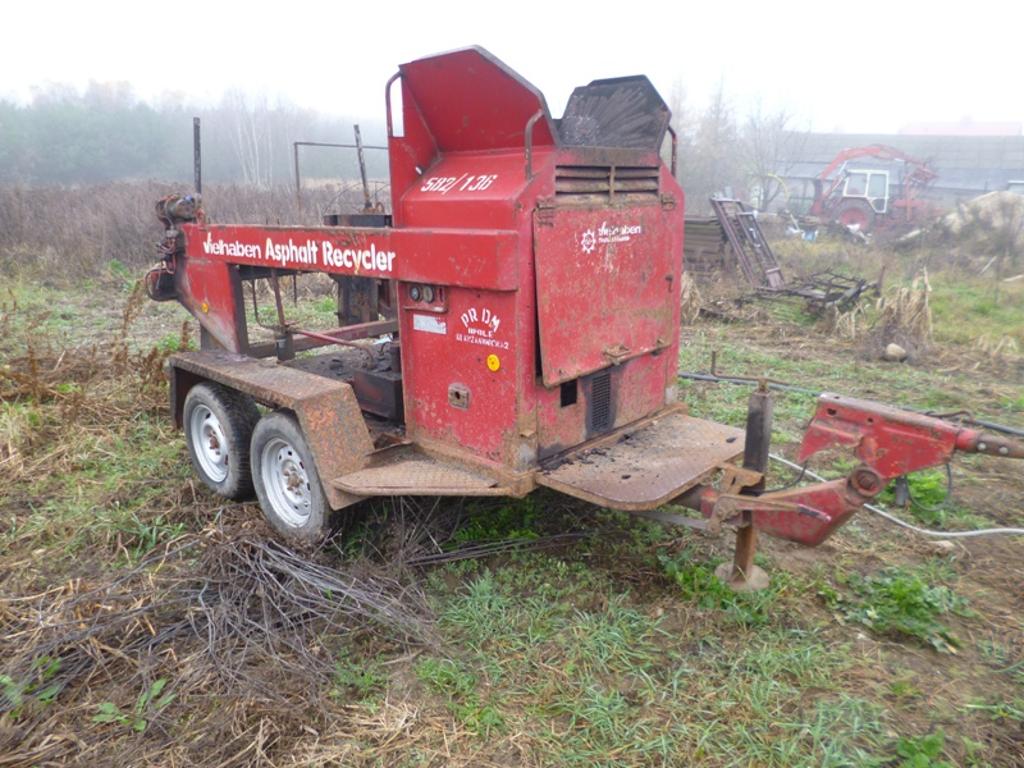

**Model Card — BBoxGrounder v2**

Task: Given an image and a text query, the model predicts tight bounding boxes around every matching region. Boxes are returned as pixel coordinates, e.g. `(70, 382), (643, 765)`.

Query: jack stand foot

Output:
(715, 561), (770, 592)
(716, 523), (770, 592)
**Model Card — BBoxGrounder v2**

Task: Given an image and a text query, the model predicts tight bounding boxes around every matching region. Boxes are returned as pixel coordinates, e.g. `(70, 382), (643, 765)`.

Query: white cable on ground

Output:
(768, 453), (1024, 539)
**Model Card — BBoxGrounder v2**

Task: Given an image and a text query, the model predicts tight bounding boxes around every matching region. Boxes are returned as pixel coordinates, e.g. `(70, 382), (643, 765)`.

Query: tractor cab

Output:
(842, 168), (890, 214)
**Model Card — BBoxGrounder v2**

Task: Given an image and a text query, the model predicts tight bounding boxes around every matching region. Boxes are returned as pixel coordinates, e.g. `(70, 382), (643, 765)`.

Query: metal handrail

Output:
(524, 110), (545, 181)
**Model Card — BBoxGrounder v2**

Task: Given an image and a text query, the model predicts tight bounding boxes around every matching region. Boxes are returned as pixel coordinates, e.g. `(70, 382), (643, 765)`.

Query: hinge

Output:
(535, 201), (557, 226)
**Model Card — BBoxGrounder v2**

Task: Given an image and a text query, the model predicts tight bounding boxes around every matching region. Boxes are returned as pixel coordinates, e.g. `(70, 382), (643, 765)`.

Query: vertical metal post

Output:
(269, 269), (294, 361)
(355, 124), (372, 212)
(192, 117), (202, 194)
(716, 384), (772, 591)
(293, 142), (302, 214)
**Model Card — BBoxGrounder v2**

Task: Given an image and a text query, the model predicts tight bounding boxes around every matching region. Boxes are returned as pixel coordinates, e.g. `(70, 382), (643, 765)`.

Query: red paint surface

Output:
(533, 205), (679, 387)
(171, 46), (684, 481)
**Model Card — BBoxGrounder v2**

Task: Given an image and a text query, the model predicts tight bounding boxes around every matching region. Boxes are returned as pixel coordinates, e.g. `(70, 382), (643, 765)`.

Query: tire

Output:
(183, 382), (260, 500)
(834, 199), (876, 233)
(250, 411), (330, 546)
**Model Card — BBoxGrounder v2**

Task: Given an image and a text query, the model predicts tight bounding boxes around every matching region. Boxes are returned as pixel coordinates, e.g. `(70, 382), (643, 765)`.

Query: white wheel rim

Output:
(190, 404), (229, 483)
(260, 437), (312, 528)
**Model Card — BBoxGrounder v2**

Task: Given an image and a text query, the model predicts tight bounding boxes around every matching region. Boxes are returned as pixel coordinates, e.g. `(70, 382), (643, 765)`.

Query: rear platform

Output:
(335, 408), (745, 512)
(333, 446), (513, 497)
(538, 410), (744, 510)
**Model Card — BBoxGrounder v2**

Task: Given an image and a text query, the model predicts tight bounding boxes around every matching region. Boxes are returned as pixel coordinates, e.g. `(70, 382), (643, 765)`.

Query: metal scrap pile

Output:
(684, 198), (878, 316)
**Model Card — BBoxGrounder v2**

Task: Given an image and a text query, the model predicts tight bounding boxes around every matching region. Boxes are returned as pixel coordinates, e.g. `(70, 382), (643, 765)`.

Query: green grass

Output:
(878, 470), (989, 530)
(2, 386), (190, 560)
(4, 269), (1024, 766)
(0, 655), (63, 716)
(410, 555), (899, 765)
(331, 656), (387, 703)
(659, 547), (789, 627)
(240, 280), (341, 338)
(964, 697), (1024, 723)
(415, 656), (506, 736)
(820, 565), (969, 652)
(92, 678), (175, 733)
(451, 496), (541, 545)
(893, 729), (954, 768)
(928, 274), (1024, 347)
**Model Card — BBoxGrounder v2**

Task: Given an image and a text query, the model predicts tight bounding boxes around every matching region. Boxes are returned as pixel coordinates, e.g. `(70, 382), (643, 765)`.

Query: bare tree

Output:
(741, 103), (809, 211)
(220, 90), (274, 187)
(676, 81), (743, 214)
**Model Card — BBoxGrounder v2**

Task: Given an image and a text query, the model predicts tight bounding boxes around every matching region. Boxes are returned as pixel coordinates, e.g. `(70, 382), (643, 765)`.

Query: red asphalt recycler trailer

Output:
(147, 47), (1022, 588)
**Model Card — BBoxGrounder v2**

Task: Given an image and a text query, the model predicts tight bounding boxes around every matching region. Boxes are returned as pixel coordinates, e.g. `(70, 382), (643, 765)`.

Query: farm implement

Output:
(146, 47), (1024, 588)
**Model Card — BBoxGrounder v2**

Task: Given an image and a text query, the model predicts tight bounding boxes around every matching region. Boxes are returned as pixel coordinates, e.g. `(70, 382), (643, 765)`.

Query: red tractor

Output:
(808, 144), (937, 233)
(146, 48), (1020, 588)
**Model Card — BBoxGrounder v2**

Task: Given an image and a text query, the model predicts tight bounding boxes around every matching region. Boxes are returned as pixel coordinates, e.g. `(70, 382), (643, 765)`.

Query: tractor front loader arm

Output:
(681, 393), (1024, 547)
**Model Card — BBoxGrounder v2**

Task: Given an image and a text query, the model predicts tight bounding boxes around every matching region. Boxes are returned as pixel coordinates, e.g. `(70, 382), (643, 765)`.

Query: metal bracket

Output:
(602, 343), (631, 365)
(707, 494), (800, 534)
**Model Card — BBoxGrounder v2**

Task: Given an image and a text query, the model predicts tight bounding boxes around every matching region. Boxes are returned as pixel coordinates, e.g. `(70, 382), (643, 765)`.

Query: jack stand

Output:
(717, 385), (773, 592)
(715, 516), (770, 591)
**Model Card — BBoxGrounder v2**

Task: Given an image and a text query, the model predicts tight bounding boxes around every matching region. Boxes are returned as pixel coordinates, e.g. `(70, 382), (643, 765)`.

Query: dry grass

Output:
(0, 291), (590, 766)
(815, 302), (866, 340)
(0, 518), (440, 761)
(864, 271), (933, 361)
(0, 182), (365, 281)
(679, 271), (702, 325)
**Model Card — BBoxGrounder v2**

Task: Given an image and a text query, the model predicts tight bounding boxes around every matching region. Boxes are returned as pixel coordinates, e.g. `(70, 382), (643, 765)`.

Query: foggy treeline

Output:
(0, 82), (389, 187)
(669, 82), (807, 214)
(0, 80), (805, 214)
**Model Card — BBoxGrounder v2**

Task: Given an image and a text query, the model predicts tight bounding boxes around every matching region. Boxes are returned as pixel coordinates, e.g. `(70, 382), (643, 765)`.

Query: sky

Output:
(3, 0), (1023, 134)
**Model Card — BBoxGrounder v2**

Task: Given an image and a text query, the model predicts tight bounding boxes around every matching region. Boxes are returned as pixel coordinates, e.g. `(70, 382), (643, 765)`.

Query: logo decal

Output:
(578, 221), (643, 253)
(456, 306), (510, 350)
(580, 229), (597, 254)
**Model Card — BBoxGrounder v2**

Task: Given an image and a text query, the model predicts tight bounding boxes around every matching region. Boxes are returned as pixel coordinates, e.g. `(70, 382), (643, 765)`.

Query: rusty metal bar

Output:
(267, 270), (293, 361)
(717, 387), (773, 591)
(710, 197), (785, 290)
(268, 270), (287, 328)
(355, 125), (372, 212)
(247, 319), (398, 358)
(288, 326), (376, 361)
(293, 140), (302, 212)
(294, 140), (388, 150)
(193, 117), (202, 194)
(742, 389), (772, 489)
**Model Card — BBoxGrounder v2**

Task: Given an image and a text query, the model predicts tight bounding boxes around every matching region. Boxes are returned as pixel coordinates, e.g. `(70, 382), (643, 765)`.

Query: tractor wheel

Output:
(834, 199), (876, 233)
(250, 411), (330, 547)
(183, 382), (260, 500)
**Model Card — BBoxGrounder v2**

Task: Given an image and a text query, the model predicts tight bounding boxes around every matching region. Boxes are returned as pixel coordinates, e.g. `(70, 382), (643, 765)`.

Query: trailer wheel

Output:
(250, 411), (330, 546)
(183, 382), (259, 500)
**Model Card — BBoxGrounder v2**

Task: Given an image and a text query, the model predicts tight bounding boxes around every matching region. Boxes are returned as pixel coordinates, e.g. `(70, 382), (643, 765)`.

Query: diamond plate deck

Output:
(333, 447), (510, 496)
(537, 412), (745, 511)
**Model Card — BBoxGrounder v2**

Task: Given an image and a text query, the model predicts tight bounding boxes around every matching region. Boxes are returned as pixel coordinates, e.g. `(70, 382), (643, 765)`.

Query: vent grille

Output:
(555, 165), (659, 205)
(589, 371), (612, 433)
